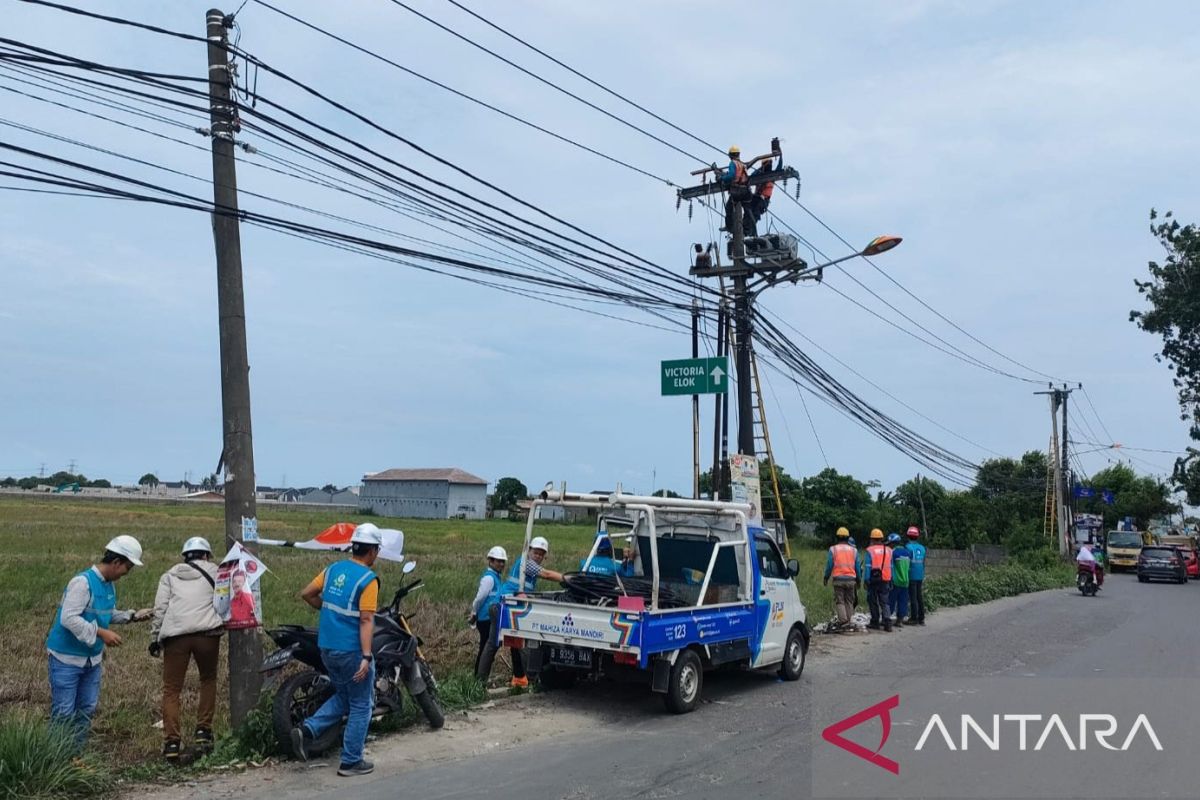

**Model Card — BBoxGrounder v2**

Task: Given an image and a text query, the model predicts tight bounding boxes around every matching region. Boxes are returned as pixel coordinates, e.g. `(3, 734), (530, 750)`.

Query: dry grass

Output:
(0, 496), (827, 766)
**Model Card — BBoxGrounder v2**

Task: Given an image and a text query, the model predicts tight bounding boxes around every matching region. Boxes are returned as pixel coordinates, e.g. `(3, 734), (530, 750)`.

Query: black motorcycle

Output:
(260, 561), (444, 756)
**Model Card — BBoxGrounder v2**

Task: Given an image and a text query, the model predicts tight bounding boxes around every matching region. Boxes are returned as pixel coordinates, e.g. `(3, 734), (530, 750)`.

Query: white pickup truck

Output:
(498, 488), (808, 713)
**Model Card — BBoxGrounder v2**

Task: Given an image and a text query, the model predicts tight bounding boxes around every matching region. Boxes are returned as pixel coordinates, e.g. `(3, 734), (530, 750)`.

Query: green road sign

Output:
(661, 356), (728, 396)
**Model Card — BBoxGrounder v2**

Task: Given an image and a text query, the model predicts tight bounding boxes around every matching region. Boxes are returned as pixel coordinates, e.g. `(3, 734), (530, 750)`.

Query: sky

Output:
(1, 0), (1197, 498)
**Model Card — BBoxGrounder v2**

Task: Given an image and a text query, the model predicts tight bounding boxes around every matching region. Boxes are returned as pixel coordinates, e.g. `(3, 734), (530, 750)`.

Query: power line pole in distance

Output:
(205, 7), (261, 726)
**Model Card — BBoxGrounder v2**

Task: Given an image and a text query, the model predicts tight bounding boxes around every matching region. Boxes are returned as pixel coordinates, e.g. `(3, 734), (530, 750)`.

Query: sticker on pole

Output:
(661, 356), (728, 396)
(240, 516), (259, 543)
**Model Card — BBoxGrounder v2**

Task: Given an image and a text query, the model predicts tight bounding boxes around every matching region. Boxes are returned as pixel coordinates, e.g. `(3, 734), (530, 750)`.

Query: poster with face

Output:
(215, 542), (267, 630)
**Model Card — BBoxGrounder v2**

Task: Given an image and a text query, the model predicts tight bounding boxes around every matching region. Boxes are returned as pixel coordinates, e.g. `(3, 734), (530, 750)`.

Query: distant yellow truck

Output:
(1105, 530), (1152, 571)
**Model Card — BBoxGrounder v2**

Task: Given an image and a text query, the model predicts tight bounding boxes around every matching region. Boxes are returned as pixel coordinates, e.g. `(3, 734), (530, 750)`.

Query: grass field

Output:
(0, 496), (829, 765)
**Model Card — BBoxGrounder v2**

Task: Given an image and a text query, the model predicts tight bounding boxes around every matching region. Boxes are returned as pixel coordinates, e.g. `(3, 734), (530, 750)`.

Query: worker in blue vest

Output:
(863, 529), (894, 632)
(291, 523), (383, 777)
(469, 546), (508, 682)
(492, 536), (565, 688)
(580, 537), (635, 577)
(46, 535), (152, 751)
(906, 526), (928, 625)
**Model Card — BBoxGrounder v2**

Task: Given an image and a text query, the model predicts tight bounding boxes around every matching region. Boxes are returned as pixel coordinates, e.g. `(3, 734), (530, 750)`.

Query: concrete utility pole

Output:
(691, 302), (700, 499)
(1037, 384), (1075, 556)
(205, 8), (261, 725)
(730, 207), (756, 457)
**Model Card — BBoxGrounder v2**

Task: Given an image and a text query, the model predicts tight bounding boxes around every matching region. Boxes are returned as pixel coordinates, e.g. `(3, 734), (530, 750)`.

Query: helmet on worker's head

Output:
(869, 528), (884, 541)
(529, 536), (550, 553)
(728, 145), (740, 156)
(887, 533), (901, 544)
(350, 522), (383, 546)
(835, 527), (850, 539)
(181, 536), (212, 557)
(105, 534), (144, 566)
(848, 537), (857, 547)
(487, 545), (508, 562)
(906, 526), (920, 539)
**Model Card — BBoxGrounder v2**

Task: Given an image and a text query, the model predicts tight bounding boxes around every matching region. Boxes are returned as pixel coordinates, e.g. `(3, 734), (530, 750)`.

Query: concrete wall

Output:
(925, 545), (1008, 574)
(446, 483), (486, 520)
(358, 480), (485, 519)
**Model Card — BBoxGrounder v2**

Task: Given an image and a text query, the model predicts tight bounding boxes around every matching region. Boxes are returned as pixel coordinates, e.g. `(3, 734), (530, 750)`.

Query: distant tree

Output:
(138, 473), (159, 488)
(790, 467), (872, 542)
(89, 479), (112, 488)
(492, 477), (528, 511)
(321, 483), (338, 493)
(652, 489), (681, 498)
(1076, 462), (1178, 529)
(201, 473), (219, 491)
(1, 477), (15, 487)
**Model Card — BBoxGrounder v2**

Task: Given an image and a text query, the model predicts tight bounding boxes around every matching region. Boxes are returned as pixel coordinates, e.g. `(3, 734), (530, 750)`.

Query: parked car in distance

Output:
(1137, 546), (1188, 584)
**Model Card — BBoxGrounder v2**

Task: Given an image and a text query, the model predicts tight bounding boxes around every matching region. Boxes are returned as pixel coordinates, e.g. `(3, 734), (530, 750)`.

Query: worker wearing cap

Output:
(863, 529), (893, 632)
(149, 536), (224, 764)
(496, 537), (565, 687)
(291, 523), (383, 777)
(45, 534), (152, 751)
(470, 545), (507, 682)
(580, 537), (635, 577)
(822, 527), (860, 628)
(905, 526), (927, 625)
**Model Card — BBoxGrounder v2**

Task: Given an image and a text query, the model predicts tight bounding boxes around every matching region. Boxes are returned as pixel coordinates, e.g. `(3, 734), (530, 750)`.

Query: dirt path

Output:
(130, 591), (1050, 799)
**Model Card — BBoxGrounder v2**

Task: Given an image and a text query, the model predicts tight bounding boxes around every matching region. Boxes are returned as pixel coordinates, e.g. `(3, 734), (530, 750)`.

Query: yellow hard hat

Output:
(869, 528), (884, 540)
(728, 145), (740, 156)
(835, 527), (850, 538)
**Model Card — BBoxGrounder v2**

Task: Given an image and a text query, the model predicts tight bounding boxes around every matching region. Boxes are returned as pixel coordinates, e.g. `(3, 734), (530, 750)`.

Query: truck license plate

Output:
(548, 646), (593, 669)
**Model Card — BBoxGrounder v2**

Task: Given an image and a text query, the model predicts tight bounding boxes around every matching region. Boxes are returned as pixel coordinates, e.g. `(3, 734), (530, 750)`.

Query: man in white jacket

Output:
(150, 536), (225, 764)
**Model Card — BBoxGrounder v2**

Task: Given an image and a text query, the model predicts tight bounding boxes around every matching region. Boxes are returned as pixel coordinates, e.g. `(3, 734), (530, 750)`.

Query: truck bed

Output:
(500, 595), (760, 669)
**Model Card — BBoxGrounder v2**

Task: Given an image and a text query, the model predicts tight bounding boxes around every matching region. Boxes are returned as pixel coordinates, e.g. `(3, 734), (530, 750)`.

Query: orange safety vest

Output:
(830, 543), (857, 579)
(731, 160), (748, 185)
(866, 544), (893, 582)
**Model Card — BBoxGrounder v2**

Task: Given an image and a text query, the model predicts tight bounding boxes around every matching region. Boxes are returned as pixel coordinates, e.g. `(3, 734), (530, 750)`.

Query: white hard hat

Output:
(530, 536), (550, 552)
(350, 523), (383, 546)
(487, 545), (508, 561)
(105, 534), (144, 566)
(181, 536), (212, 556)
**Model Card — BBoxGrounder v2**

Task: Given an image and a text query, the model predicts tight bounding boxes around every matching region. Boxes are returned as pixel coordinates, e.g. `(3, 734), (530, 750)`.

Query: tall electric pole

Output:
(730, 207), (755, 457)
(205, 8), (261, 725)
(691, 301), (700, 499)
(1036, 384), (1075, 556)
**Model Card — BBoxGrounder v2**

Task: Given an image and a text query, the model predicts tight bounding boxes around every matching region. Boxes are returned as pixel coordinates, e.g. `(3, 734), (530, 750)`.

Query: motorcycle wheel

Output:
(273, 670), (341, 758)
(412, 660), (444, 730)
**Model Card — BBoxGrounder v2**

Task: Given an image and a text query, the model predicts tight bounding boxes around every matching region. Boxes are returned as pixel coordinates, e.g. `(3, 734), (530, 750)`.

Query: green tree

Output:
(1076, 462), (1178, 529)
(492, 477), (528, 511)
(788, 467), (872, 542)
(652, 489), (681, 498)
(321, 483), (338, 493)
(1131, 210), (1200, 440)
(138, 473), (159, 488)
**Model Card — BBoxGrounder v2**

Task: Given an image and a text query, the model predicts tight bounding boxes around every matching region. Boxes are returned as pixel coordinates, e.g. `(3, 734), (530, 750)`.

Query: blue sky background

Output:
(1, 0), (1196, 497)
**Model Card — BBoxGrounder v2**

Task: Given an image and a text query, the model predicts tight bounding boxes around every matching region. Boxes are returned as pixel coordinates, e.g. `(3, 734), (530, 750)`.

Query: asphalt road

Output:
(161, 573), (1200, 800)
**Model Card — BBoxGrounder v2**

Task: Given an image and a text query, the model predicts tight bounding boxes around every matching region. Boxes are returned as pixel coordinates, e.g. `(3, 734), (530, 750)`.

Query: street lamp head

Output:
(862, 235), (902, 257)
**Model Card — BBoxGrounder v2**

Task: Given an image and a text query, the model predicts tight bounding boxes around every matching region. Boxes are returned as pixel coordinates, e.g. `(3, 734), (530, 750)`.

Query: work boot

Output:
(290, 726), (311, 762)
(193, 727), (214, 756)
(511, 676), (529, 689)
(163, 739), (182, 765)
(866, 623), (881, 630)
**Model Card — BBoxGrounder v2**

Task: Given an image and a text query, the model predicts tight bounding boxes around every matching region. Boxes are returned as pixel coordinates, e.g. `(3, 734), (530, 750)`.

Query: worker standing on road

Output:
(822, 527), (860, 629)
(489, 536), (566, 688)
(580, 537), (635, 577)
(291, 524), (383, 778)
(45, 535), (152, 752)
(864, 529), (893, 632)
(149, 536), (224, 764)
(887, 534), (911, 628)
(470, 546), (507, 682)
(906, 526), (927, 625)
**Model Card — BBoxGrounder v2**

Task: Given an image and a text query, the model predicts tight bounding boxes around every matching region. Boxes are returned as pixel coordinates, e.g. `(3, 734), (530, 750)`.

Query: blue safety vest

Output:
(317, 560), (378, 652)
(479, 567), (503, 618)
(46, 568), (115, 660)
(908, 541), (927, 581)
(501, 559), (538, 597)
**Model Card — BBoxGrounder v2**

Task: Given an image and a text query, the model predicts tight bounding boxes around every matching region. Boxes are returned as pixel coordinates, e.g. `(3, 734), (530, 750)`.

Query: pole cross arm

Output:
(676, 166), (800, 201)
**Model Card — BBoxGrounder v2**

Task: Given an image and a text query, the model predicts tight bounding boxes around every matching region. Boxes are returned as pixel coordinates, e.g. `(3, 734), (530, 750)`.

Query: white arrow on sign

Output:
(710, 365), (725, 384)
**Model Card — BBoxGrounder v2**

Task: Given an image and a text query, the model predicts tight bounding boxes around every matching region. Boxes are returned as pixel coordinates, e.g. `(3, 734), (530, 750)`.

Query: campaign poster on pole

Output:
(215, 542), (268, 630)
(730, 454), (764, 528)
